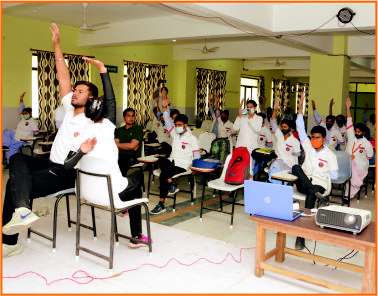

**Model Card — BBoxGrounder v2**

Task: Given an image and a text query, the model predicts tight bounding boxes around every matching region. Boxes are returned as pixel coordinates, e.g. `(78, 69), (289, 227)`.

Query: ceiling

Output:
(3, 3), (376, 77)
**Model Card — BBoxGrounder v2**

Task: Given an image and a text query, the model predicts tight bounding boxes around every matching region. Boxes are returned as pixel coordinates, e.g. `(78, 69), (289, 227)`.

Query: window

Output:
(122, 64), (150, 111)
(240, 77), (259, 109)
(294, 83), (309, 114)
(349, 82), (375, 123)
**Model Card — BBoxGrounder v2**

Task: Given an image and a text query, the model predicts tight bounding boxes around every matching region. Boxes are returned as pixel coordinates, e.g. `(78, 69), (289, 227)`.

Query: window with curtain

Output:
(124, 60), (166, 126)
(240, 77), (260, 108)
(32, 50), (89, 132)
(271, 79), (291, 117)
(196, 68), (226, 120)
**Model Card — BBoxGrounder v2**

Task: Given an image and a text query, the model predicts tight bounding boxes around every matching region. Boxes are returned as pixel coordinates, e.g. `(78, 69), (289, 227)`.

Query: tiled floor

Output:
(2, 167), (376, 293)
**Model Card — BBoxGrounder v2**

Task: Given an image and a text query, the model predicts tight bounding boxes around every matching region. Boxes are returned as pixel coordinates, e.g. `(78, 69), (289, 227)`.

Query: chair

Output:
(359, 164), (375, 202)
(198, 132), (216, 154)
(200, 153), (245, 226)
(27, 188), (96, 251)
(76, 156), (152, 269)
(329, 151), (352, 206)
(147, 168), (194, 211)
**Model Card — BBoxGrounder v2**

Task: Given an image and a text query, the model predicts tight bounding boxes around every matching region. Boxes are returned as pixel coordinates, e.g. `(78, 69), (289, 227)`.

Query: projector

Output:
(315, 205), (371, 235)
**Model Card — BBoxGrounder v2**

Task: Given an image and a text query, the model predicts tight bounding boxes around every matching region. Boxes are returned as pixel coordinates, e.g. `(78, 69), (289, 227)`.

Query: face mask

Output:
(281, 129), (290, 135)
(175, 126), (184, 134)
(248, 108), (255, 114)
(326, 123), (333, 130)
(355, 134), (363, 139)
(311, 138), (323, 149)
(22, 114), (31, 120)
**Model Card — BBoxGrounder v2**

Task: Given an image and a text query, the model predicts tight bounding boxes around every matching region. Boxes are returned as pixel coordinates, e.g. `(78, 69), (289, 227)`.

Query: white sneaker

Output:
(3, 243), (23, 258)
(3, 207), (40, 235)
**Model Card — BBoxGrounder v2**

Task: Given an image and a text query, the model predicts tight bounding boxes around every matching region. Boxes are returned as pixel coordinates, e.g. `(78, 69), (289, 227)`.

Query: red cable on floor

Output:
(3, 246), (255, 286)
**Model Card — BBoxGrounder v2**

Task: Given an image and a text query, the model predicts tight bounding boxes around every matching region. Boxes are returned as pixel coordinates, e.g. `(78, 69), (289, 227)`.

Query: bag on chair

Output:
(208, 137), (230, 164)
(224, 147), (250, 185)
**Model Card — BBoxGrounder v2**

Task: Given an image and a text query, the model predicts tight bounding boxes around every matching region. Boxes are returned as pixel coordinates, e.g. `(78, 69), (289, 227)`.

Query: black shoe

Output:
(295, 237), (305, 250)
(150, 203), (166, 215)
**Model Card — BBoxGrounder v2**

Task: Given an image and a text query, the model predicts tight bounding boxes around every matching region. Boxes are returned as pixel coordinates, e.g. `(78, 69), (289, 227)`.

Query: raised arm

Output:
(345, 96), (355, 142)
(162, 95), (174, 133)
(18, 92), (26, 114)
(329, 98), (334, 116)
(64, 138), (97, 169)
(82, 57), (116, 124)
(312, 100), (322, 125)
(271, 99), (280, 133)
(296, 92), (309, 144)
(50, 23), (71, 98)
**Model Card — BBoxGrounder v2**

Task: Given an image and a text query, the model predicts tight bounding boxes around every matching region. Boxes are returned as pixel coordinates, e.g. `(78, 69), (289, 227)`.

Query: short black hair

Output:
(221, 110), (229, 117)
(257, 112), (266, 120)
(246, 99), (257, 107)
(123, 107), (135, 117)
(280, 119), (292, 128)
(161, 86), (168, 93)
(174, 114), (188, 124)
(311, 125), (327, 138)
(355, 123), (367, 134)
(336, 114), (346, 125)
(170, 109), (180, 118)
(22, 107), (32, 114)
(74, 81), (99, 98)
(326, 115), (336, 122)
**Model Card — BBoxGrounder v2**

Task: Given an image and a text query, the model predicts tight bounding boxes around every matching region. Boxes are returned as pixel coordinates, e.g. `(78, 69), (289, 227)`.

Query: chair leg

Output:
(347, 180), (351, 207)
(52, 195), (64, 250)
(173, 194), (177, 212)
(109, 211), (115, 269)
(200, 179), (206, 219)
(142, 203), (152, 253)
(140, 167), (145, 194)
(65, 194), (72, 229)
(147, 168), (152, 198)
(219, 192), (223, 212)
(27, 198), (34, 239)
(91, 206), (97, 238)
(113, 214), (119, 242)
(230, 191), (237, 226)
(75, 196), (82, 257)
(189, 175), (195, 204)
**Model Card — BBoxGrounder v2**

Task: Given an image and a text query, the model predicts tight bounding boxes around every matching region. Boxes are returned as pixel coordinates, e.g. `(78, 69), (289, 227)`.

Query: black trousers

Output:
(118, 170), (143, 238)
(118, 150), (138, 177)
(158, 158), (186, 199)
(2, 153), (76, 245)
(291, 165), (325, 209)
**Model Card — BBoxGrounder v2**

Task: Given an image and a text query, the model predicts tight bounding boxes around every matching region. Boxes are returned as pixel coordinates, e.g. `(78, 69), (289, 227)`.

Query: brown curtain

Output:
(67, 54), (90, 85)
(209, 70), (226, 109)
(296, 82), (310, 116)
(146, 64), (166, 122)
(272, 79), (291, 117)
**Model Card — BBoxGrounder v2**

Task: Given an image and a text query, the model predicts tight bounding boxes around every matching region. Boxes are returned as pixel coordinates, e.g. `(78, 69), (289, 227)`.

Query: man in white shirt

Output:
(2, 23), (98, 257)
(335, 114), (347, 151)
(345, 97), (374, 199)
(15, 94), (39, 140)
(292, 93), (338, 250)
(150, 97), (200, 215)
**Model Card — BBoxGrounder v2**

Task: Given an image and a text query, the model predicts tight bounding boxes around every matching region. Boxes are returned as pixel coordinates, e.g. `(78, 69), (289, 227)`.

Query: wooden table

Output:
(250, 211), (375, 293)
(271, 171), (298, 185)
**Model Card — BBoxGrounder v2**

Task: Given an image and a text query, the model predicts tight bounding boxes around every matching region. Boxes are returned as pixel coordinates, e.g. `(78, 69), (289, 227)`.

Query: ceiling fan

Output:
(185, 40), (220, 54)
(258, 58), (287, 67)
(79, 3), (109, 31)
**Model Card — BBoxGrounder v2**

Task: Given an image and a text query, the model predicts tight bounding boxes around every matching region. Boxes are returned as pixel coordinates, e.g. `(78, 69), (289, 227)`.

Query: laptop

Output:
(244, 180), (303, 221)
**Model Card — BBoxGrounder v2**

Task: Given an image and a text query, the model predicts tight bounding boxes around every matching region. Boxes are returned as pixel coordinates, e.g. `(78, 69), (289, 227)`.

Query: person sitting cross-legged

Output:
(292, 92), (338, 250)
(149, 97), (200, 215)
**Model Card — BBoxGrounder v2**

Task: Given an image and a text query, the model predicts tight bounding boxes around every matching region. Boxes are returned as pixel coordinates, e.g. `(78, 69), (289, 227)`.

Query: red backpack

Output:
(224, 147), (251, 185)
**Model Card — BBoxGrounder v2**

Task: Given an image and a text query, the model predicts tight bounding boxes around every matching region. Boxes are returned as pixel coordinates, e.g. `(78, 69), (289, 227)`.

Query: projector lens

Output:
(344, 214), (356, 225)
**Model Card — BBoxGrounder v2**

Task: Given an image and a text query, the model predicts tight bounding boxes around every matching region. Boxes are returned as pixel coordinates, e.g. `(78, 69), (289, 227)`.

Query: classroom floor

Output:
(2, 167), (376, 293)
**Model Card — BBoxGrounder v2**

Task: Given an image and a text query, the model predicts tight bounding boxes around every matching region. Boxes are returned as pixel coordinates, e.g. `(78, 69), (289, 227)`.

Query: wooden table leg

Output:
(275, 232), (286, 263)
(362, 246), (376, 293)
(255, 223), (266, 277)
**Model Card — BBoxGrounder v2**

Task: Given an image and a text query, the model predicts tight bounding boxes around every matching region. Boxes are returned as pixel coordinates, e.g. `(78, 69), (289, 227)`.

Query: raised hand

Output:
(82, 57), (107, 73)
(346, 96), (351, 109)
(311, 99), (316, 110)
(329, 98), (334, 107)
(298, 92), (305, 114)
(80, 138), (97, 154)
(162, 95), (169, 110)
(19, 91), (26, 102)
(50, 23), (60, 45)
(273, 98), (280, 111)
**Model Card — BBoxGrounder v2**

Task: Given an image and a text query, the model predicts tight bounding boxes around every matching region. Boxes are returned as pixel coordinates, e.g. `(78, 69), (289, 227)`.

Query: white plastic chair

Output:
(200, 153), (245, 226)
(76, 156), (152, 269)
(198, 132), (216, 154)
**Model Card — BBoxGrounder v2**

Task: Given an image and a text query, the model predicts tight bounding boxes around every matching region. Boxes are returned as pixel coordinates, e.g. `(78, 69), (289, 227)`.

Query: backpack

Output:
(224, 147), (251, 185)
(208, 137), (230, 164)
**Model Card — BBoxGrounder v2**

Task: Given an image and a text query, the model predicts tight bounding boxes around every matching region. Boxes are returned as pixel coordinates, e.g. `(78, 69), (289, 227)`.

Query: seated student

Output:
(64, 57), (149, 248)
(115, 108), (143, 176)
(146, 107), (171, 145)
(15, 92), (39, 141)
(345, 97), (374, 200)
(329, 98), (347, 151)
(268, 100), (301, 182)
(292, 92), (338, 250)
(150, 97), (200, 215)
(312, 99), (344, 150)
(2, 23), (98, 257)
(363, 105), (375, 140)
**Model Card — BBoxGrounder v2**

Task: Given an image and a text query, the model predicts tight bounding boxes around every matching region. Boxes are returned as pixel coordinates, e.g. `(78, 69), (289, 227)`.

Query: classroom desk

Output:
(271, 171), (298, 185)
(250, 211), (375, 293)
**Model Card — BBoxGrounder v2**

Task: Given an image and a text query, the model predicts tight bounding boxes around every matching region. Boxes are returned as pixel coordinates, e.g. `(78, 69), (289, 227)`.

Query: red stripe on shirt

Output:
(319, 158), (328, 163)
(346, 124), (353, 130)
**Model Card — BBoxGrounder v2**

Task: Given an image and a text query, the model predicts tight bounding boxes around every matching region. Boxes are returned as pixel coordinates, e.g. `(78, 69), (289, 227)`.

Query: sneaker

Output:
(128, 234), (152, 249)
(295, 237), (305, 250)
(3, 207), (40, 235)
(167, 184), (179, 196)
(3, 243), (23, 258)
(150, 203), (166, 215)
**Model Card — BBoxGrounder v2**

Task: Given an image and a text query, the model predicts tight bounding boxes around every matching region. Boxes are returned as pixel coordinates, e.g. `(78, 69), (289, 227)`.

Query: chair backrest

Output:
(220, 154), (232, 181)
(332, 151), (352, 182)
(77, 156), (115, 207)
(198, 132), (216, 153)
(201, 120), (213, 132)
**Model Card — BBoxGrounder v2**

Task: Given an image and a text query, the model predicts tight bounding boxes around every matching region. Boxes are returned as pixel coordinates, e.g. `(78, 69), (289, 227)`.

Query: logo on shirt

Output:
(74, 132), (80, 137)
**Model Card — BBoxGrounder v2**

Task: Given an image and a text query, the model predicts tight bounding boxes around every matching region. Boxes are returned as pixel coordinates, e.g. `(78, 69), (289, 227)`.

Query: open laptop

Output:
(244, 180), (303, 221)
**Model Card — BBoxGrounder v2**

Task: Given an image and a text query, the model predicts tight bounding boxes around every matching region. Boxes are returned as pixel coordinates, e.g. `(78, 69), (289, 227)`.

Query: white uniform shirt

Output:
(216, 119), (234, 139)
(233, 114), (263, 153)
(337, 125), (347, 150)
(50, 92), (92, 165)
(54, 105), (66, 129)
(146, 116), (171, 144)
(274, 129), (301, 168)
(15, 118), (39, 140)
(346, 118), (374, 172)
(169, 127), (200, 170)
(257, 126), (273, 148)
(314, 110), (344, 150)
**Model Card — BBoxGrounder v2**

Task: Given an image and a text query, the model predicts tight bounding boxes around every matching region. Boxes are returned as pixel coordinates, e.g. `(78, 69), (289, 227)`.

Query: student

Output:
(54, 104), (66, 129)
(15, 92), (39, 141)
(330, 99), (347, 151)
(2, 23), (96, 257)
(256, 113), (273, 149)
(64, 57), (149, 248)
(115, 108), (143, 176)
(312, 99), (344, 150)
(345, 97), (374, 200)
(363, 105), (375, 140)
(146, 107), (171, 145)
(292, 92), (338, 250)
(268, 100), (301, 181)
(233, 99), (263, 154)
(150, 97), (200, 215)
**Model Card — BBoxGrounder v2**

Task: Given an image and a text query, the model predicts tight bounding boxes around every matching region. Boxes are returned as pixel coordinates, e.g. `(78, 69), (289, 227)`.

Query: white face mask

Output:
(175, 126), (184, 134)
(22, 114), (31, 120)
(248, 108), (255, 114)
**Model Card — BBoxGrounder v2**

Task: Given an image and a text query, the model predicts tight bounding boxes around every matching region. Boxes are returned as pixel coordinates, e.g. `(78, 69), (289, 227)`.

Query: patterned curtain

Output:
(272, 79), (291, 117)
(67, 54), (89, 86)
(259, 76), (265, 99)
(209, 70), (226, 109)
(36, 51), (59, 132)
(147, 64), (166, 122)
(296, 83), (310, 116)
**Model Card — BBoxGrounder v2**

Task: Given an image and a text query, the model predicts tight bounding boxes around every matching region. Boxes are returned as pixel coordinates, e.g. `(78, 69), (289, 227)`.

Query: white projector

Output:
(315, 205), (371, 235)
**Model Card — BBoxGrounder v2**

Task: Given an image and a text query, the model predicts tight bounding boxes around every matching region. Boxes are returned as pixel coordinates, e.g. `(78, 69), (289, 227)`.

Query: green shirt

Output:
(114, 124), (143, 155)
